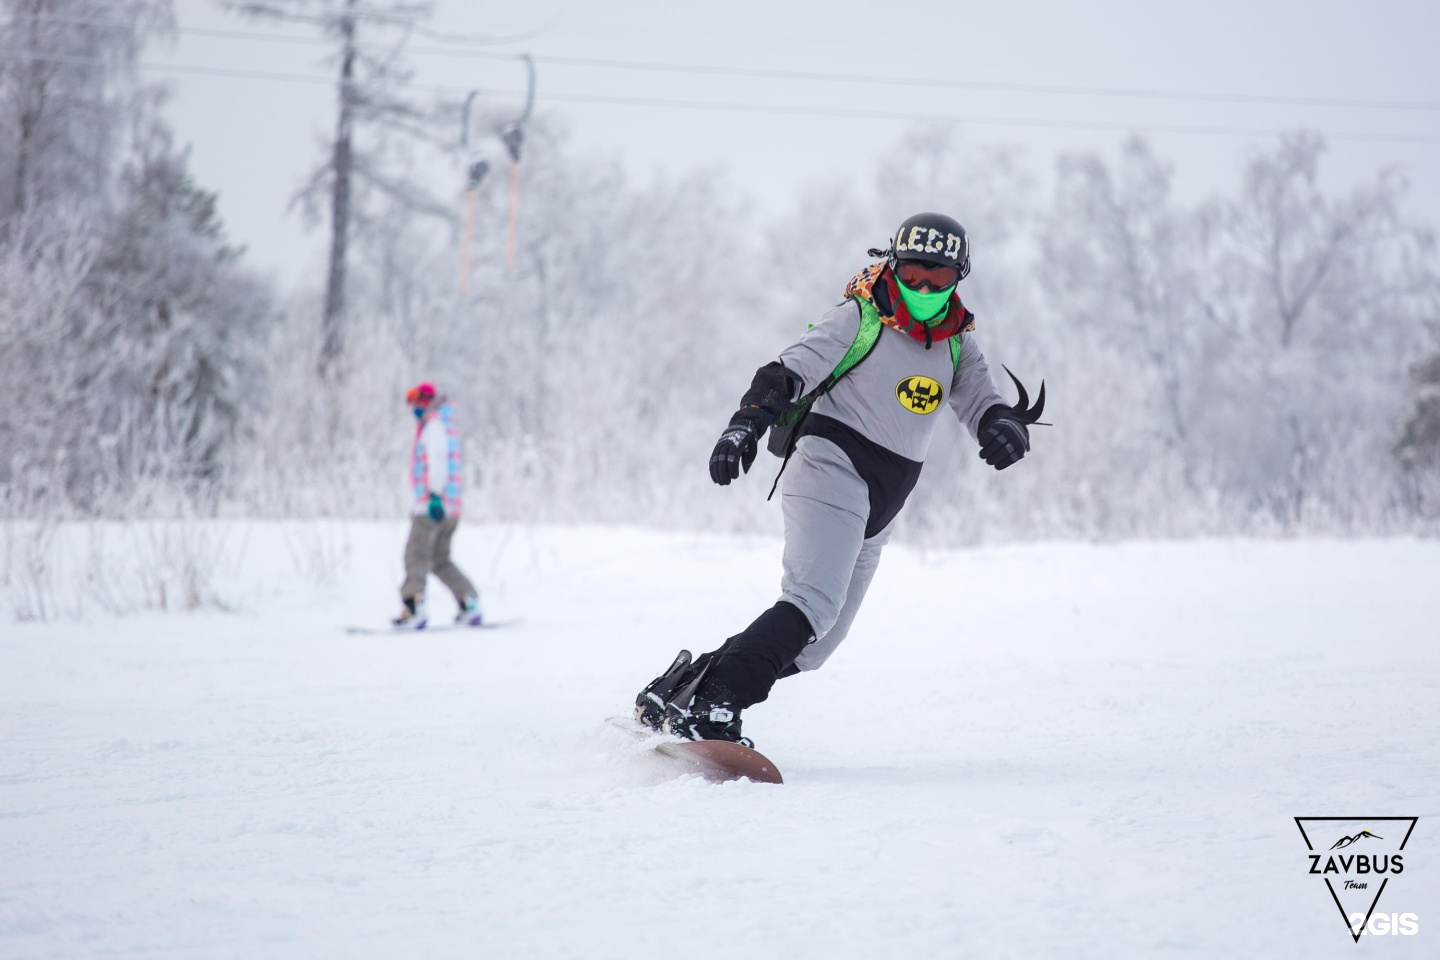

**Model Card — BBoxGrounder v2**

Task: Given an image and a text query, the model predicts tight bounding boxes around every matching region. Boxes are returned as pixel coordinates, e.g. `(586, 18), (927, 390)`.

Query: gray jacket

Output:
(779, 298), (1004, 462)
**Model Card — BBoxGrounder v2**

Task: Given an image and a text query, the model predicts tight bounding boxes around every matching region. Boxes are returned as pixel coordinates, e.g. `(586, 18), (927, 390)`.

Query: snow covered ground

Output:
(2, 523), (1437, 958)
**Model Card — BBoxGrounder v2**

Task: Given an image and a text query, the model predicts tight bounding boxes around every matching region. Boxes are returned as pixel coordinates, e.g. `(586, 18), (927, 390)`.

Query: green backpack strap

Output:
(766, 298), (964, 499)
(765, 299), (880, 499)
(773, 299), (881, 432)
(845, 297), (962, 378)
(774, 297), (962, 433)
(827, 297), (884, 387)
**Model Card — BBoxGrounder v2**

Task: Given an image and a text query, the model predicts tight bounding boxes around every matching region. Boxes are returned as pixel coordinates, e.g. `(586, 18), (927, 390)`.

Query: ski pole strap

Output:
(766, 440), (794, 500)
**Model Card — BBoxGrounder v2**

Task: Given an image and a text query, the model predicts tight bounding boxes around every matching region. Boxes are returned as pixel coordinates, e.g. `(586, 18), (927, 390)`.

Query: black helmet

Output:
(871, 212), (971, 282)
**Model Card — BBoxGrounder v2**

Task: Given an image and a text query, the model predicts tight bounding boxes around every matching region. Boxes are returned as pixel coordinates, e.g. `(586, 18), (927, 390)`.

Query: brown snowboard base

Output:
(607, 717), (783, 784)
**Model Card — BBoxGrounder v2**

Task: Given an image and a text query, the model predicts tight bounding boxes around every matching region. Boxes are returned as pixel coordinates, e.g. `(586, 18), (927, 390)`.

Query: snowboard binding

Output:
(634, 649), (752, 748)
(392, 595), (428, 630)
(634, 649), (695, 730)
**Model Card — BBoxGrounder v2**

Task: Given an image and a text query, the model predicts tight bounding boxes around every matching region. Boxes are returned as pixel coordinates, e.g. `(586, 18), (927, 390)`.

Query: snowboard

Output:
(607, 717), (783, 785)
(345, 618), (521, 636)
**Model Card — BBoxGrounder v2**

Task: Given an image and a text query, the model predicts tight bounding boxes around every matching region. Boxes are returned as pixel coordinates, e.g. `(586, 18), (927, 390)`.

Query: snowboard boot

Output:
(455, 592), (483, 627)
(663, 673), (753, 748)
(392, 594), (428, 630)
(634, 649), (696, 731)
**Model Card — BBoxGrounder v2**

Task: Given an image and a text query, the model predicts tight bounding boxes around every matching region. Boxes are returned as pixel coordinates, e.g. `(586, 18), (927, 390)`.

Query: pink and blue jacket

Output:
(410, 400), (464, 517)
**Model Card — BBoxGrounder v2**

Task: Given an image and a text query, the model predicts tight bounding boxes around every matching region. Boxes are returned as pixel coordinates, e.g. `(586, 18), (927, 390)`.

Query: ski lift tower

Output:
(501, 54), (535, 274)
(459, 90), (491, 293)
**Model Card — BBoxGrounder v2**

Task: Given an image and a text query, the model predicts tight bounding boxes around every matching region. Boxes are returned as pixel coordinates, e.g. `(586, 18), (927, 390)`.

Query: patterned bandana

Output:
(843, 262), (974, 345)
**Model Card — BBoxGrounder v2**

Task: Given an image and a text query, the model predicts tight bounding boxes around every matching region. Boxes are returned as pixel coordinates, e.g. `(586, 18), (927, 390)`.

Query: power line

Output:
(409, 17), (560, 46)
(0, 47), (1437, 147)
(8, 9), (1440, 115)
(453, 51), (1440, 117)
(532, 89), (1440, 147)
(0, 46), (342, 88)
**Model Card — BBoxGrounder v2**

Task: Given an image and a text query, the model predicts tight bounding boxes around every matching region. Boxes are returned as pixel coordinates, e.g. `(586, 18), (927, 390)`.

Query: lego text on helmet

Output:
(895, 225), (965, 262)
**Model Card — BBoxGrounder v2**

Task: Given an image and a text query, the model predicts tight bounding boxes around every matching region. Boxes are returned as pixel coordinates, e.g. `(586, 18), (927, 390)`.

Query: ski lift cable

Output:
(221, 3), (424, 27)
(410, 18), (560, 47)
(0, 48), (1436, 148)
(500, 54), (536, 162)
(461, 51), (1440, 117)
(526, 87), (1440, 146)
(9, 10), (1440, 114)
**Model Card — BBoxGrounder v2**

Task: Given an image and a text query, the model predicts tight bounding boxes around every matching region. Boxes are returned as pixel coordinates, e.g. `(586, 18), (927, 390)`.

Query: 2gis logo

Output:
(1345, 912), (1420, 939)
(1295, 817), (1421, 943)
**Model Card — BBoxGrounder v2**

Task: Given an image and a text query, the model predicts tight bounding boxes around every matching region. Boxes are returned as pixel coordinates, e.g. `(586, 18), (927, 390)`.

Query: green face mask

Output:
(895, 277), (956, 323)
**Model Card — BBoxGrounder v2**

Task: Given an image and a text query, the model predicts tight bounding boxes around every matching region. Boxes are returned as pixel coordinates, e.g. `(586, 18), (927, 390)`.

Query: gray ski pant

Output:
(400, 515), (476, 604)
(779, 435), (896, 672)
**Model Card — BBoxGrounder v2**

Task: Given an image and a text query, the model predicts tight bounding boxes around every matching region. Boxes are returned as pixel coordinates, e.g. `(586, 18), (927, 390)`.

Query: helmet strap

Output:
(866, 241), (897, 270)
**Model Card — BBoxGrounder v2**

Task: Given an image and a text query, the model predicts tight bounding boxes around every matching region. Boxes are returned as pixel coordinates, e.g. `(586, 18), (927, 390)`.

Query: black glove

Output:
(709, 362), (795, 486)
(710, 413), (763, 485)
(978, 403), (1031, 470)
(739, 360), (794, 415)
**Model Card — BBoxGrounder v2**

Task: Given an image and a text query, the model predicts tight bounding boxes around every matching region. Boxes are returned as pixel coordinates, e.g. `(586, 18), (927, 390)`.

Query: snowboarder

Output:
(394, 382), (483, 629)
(634, 212), (1043, 746)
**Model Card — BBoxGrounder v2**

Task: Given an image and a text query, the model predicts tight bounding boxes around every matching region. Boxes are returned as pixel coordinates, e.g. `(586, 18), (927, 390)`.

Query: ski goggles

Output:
(405, 384), (436, 406)
(894, 259), (960, 291)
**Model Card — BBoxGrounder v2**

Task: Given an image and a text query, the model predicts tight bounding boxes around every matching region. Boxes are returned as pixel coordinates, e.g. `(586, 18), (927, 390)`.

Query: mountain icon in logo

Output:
(1330, 830), (1383, 850)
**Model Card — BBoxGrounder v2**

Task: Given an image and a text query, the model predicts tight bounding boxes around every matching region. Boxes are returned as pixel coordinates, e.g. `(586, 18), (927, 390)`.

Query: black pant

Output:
(703, 601), (816, 708)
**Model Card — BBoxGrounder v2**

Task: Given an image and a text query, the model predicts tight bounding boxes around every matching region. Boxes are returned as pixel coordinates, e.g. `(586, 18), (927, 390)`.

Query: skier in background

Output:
(394, 382), (483, 629)
(633, 212), (1043, 745)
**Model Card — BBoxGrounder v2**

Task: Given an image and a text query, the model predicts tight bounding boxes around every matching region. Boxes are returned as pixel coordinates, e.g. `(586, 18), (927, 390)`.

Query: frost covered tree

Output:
(0, 0), (165, 220)
(1397, 343), (1440, 519)
(1222, 133), (1401, 349)
(220, 0), (456, 381)
(1042, 138), (1203, 453)
(0, 0), (274, 514)
(1399, 353), (1440, 458)
(1206, 134), (1439, 520)
(74, 108), (274, 499)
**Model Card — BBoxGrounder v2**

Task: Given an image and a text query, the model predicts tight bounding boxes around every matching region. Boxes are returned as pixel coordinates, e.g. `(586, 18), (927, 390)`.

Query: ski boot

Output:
(634, 649), (697, 731)
(392, 594), (428, 630)
(663, 671), (753, 748)
(455, 592), (483, 627)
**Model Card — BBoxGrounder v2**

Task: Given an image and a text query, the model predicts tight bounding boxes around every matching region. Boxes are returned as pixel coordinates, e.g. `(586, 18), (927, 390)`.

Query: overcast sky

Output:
(163, 0), (1440, 289)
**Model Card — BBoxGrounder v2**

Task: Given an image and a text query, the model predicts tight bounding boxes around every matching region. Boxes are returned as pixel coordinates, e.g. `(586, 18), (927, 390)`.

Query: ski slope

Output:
(2, 523), (1437, 958)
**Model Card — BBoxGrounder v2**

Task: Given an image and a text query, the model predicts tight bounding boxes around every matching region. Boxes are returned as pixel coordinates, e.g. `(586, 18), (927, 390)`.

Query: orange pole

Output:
(460, 187), (477, 292)
(505, 161), (521, 272)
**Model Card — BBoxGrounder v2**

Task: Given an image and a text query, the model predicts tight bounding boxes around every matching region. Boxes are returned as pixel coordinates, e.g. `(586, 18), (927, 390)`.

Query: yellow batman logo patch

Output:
(896, 376), (944, 414)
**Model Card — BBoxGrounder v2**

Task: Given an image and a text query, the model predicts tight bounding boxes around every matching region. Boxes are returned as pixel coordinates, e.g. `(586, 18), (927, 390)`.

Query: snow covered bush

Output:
(0, 0), (275, 517)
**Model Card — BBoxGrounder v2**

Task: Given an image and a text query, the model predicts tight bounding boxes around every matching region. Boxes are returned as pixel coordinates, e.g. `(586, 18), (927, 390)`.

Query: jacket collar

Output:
(843, 262), (974, 346)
